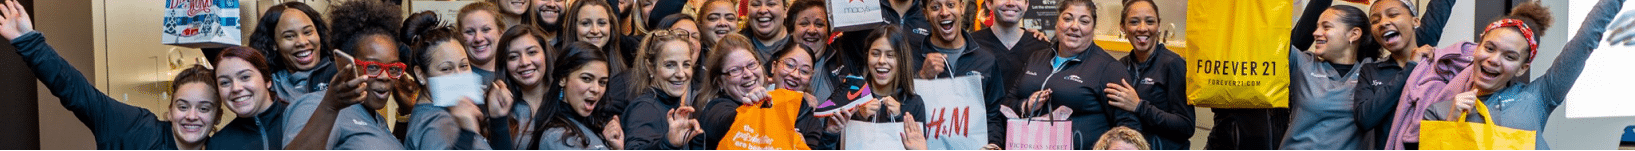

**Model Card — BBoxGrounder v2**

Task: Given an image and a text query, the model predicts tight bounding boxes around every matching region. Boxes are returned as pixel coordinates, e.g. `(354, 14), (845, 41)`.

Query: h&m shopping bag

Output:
(913, 76), (989, 150)
(1184, 0), (1293, 108)
(163, 0), (243, 48)
(825, 0), (885, 32)
(1419, 100), (1536, 150)
(717, 89), (812, 150)
(841, 120), (907, 149)
(999, 105), (1073, 150)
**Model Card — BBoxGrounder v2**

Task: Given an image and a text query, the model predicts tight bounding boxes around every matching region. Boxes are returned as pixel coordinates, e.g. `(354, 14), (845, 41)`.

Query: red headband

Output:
(1483, 18), (1538, 61)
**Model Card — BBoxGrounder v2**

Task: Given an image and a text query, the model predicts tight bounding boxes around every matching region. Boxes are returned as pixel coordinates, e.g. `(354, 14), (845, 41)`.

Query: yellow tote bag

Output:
(1418, 100), (1537, 150)
(1184, 0), (1292, 108)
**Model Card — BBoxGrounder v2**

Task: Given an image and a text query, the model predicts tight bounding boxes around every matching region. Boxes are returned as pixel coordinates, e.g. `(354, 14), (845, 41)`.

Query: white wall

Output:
(37, 0), (96, 149)
(1540, 0), (1635, 150)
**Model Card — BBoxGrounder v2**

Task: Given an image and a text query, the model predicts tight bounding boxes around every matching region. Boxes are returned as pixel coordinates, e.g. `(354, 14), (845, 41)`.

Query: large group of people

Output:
(3, 0), (1624, 150)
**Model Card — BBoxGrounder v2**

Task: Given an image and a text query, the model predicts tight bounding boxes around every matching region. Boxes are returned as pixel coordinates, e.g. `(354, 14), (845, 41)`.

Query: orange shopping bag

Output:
(717, 89), (812, 150)
(1418, 100), (1536, 150)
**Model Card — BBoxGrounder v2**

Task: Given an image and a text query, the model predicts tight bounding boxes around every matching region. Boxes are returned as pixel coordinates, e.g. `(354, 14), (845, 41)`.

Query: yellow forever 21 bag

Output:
(1184, 0), (1292, 108)
(1419, 100), (1536, 150)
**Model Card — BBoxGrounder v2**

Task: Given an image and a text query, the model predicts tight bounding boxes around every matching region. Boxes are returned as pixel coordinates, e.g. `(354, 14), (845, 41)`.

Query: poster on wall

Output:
(1018, 0), (1059, 35)
(163, 0), (243, 48)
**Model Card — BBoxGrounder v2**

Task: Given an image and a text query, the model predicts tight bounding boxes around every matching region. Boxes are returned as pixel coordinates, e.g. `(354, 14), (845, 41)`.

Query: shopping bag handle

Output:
(1450, 99), (1498, 127)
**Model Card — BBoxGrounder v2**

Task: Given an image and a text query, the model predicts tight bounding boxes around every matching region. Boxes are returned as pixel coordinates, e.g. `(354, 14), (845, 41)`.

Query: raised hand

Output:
(449, 98), (484, 132)
(902, 113), (927, 150)
(392, 73), (421, 115)
(323, 63), (369, 110)
(666, 107), (703, 146)
(1609, 11), (1635, 46)
(0, 0), (33, 41)
(603, 115), (626, 150)
(486, 80), (513, 118)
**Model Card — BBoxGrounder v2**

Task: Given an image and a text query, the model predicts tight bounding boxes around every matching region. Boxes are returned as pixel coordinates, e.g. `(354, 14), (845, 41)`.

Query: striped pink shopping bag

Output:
(1000, 105), (1073, 150)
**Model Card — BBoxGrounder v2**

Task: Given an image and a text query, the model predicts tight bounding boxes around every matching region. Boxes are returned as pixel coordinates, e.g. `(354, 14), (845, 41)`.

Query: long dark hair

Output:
(1328, 5), (1380, 62)
(531, 42), (609, 149)
(558, 0), (623, 62)
(249, 2), (330, 72)
(499, 25), (554, 91)
(864, 26), (915, 94)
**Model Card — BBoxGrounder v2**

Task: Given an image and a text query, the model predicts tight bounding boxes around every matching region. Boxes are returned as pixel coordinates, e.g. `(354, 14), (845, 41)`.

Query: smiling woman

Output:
(5, 13), (225, 148)
(247, 2), (340, 113)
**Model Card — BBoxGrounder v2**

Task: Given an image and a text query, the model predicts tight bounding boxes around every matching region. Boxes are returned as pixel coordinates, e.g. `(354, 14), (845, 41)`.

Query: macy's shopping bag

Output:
(1184, 0), (1292, 108)
(999, 105), (1073, 150)
(826, 0), (885, 32)
(1419, 100), (1536, 150)
(163, 0), (242, 48)
(913, 76), (989, 150)
(717, 89), (812, 150)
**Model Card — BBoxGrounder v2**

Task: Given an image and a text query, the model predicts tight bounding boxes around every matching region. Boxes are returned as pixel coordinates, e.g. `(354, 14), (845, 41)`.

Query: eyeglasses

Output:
(355, 60), (407, 79)
(650, 29), (694, 40)
(722, 62), (760, 77)
(778, 58), (812, 76)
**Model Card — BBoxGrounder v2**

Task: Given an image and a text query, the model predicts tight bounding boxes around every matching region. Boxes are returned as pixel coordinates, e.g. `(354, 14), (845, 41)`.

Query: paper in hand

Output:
(429, 72), (486, 107)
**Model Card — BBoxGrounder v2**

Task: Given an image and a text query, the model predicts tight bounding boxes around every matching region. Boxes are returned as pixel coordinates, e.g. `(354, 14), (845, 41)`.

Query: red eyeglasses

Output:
(355, 60), (407, 79)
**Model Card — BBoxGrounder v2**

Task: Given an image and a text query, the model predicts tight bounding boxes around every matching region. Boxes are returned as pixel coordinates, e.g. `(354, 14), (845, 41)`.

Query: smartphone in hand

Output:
(332, 49), (361, 76)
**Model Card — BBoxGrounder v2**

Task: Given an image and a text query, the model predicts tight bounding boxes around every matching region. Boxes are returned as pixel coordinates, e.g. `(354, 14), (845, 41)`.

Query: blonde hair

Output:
(1093, 126), (1150, 150)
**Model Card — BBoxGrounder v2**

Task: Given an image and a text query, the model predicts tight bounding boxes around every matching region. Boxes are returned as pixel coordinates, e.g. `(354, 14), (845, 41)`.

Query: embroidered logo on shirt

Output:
(1142, 77), (1156, 85)
(352, 119), (368, 126)
(1372, 80), (1384, 86)
(1025, 71), (1037, 76)
(1065, 75), (1083, 83)
(913, 28), (930, 35)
